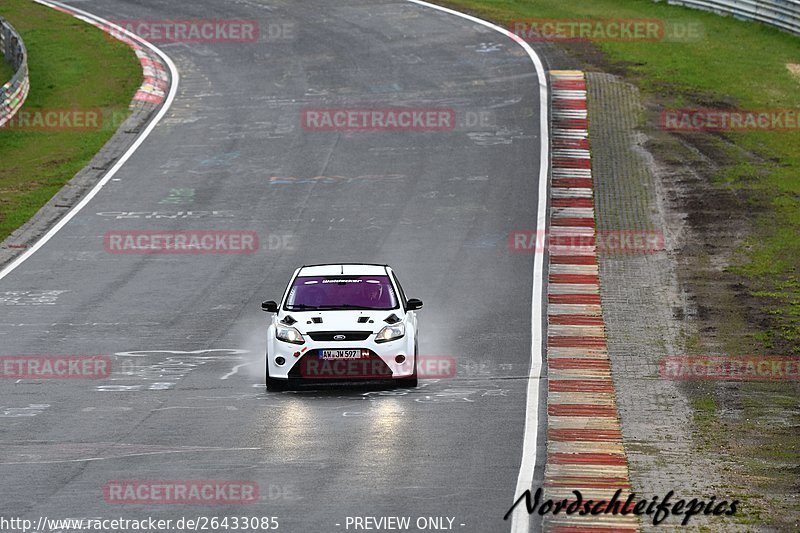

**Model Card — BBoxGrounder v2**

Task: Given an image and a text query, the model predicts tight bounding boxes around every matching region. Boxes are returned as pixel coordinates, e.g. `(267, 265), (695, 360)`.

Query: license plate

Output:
(319, 349), (367, 360)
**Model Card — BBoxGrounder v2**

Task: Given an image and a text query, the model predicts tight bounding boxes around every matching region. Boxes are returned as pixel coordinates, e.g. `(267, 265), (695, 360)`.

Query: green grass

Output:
(690, 391), (719, 449)
(438, 0), (800, 348)
(0, 0), (141, 240)
(436, 0), (800, 527)
(0, 59), (13, 86)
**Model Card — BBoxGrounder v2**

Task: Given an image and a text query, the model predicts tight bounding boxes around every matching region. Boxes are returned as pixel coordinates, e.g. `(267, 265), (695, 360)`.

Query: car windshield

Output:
(285, 275), (398, 310)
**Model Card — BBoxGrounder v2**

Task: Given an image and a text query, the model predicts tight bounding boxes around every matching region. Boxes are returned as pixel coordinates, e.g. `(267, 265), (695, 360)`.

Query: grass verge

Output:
(0, 59), (13, 86)
(435, 0), (800, 528)
(0, 0), (141, 241)
(440, 0), (800, 347)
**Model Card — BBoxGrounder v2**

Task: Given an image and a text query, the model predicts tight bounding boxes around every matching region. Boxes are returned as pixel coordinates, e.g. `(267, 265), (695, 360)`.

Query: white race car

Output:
(261, 263), (422, 390)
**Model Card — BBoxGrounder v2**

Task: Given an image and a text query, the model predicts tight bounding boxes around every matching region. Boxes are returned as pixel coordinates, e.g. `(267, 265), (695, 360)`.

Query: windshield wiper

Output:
(286, 304), (320, 310)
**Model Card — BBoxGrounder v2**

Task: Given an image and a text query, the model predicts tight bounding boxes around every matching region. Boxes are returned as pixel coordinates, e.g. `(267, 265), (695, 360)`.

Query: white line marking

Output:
(221, 361), (257, 380)
(0, 0), (180, 281)
(153, 406), (238, 411)
(0, 447), (261, 465)
(403, 2), (548, 532)
(3, 3), (548, 527)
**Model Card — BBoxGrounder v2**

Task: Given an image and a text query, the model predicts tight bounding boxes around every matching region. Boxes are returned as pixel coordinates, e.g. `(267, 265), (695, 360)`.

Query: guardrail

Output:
(0, 16), (29, 128)
(659, 0), (800, 35)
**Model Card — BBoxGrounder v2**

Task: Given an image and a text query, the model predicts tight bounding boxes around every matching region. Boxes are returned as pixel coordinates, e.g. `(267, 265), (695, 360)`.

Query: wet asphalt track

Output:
(0, 1), (548, 531)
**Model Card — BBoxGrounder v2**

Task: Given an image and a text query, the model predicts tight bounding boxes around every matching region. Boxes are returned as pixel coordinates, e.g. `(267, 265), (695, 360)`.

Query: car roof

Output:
(297, 264), (390, 277)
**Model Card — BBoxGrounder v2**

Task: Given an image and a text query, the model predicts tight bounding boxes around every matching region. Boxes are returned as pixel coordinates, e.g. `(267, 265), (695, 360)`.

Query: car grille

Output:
(289, 350), (393, 380)
(307, 331), (372, 342)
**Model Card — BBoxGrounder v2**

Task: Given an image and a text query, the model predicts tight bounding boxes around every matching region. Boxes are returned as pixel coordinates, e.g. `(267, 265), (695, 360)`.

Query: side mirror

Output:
(406, 298), (423, 311)
(261, 300), (278, 313)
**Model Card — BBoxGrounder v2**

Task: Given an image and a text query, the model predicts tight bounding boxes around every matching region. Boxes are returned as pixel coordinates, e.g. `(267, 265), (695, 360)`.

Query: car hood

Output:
(278, 309), (401, 335)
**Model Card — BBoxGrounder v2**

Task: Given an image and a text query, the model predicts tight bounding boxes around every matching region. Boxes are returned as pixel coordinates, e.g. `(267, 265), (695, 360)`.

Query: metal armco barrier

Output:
(660, 0), (800, 35)
(0, 16), (29, 128)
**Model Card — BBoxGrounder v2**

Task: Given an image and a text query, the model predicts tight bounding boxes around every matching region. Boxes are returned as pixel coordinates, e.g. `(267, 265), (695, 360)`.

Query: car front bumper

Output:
(266, 335), (415, 381)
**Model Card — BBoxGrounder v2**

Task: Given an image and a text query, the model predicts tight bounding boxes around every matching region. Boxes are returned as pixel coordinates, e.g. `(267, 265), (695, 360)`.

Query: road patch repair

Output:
(544, 70), (638, 532)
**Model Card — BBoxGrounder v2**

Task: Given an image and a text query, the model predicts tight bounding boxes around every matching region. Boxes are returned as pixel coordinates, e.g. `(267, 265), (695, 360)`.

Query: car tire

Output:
(266, 377), (287, 391)
(396, 375), (418, 388)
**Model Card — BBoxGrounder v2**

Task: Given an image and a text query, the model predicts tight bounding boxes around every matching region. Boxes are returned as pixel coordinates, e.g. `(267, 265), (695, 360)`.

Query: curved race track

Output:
(0, 1), (549, 531)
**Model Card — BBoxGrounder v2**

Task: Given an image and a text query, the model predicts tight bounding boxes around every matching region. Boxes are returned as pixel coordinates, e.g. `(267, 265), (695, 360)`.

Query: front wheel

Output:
(396, 375), (418, 388)
(266, 377), (287, 391)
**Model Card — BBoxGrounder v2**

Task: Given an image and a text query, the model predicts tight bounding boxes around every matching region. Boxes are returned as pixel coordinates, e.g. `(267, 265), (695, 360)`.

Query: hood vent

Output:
(384, 314), (401, 324)
(281, 315), (297, 326)
(308, 317), (323, 324)
(357, 316), (372, 324)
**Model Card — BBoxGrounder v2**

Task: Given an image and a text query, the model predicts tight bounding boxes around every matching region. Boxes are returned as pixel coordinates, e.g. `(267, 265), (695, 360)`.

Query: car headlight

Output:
(375, 323), (405, 343)
(276, 324), (305, 345)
